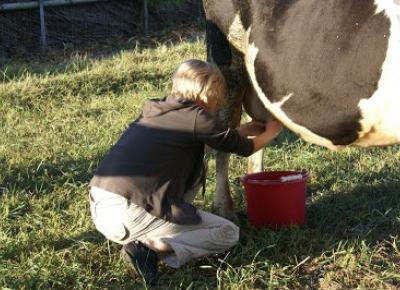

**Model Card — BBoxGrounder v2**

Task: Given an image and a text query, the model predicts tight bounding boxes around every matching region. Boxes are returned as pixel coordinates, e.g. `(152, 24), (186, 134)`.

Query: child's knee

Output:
(212, 223), (240, 248)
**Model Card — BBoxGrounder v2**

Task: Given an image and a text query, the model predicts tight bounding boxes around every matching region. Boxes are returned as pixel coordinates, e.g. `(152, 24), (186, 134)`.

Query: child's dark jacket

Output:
(90, 96), (253, 225)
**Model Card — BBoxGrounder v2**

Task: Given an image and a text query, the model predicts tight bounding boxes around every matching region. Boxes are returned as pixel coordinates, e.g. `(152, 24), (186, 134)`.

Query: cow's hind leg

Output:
(206, 21), (249, 218)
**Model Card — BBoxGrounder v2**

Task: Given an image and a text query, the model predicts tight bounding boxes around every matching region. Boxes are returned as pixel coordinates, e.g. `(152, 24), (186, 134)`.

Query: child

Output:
(89, 59), (282, 283)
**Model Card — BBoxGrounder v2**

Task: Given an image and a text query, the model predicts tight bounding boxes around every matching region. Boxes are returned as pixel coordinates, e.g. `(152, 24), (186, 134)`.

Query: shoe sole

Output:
(120, 248), (158, 285)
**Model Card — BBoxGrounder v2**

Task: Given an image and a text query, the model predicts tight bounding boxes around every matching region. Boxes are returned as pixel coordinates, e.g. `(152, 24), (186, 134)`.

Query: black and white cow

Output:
(203, 0), (400, 216)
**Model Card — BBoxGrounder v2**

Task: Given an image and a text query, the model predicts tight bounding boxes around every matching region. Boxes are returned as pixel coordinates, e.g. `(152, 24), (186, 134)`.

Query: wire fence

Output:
(0, 0), (203, 58)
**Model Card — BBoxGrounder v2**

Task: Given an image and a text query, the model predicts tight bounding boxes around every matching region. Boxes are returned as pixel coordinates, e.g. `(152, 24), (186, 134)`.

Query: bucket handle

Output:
(241, 171), (308, 184)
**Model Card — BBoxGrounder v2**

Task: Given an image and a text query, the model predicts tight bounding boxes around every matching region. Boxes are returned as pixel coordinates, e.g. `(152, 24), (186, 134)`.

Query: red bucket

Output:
(240, 171), (308, 229)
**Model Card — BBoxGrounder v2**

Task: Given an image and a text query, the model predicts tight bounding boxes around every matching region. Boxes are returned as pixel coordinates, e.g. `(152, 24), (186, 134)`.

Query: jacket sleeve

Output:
(194, 110), (254, 157)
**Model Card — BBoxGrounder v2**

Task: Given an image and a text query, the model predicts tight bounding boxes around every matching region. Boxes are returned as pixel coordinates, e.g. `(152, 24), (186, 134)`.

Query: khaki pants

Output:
(89, 186), (239, 268)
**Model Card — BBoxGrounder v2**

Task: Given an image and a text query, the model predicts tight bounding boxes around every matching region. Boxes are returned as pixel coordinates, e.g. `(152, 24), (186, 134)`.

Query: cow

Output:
(203, 0), (400, 217)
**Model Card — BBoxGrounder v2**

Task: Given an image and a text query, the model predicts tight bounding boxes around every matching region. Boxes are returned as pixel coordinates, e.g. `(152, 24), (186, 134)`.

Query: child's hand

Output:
(251, 119), (283, 152)
(237, 121), (266, 137)
(264, 120), (283, 139)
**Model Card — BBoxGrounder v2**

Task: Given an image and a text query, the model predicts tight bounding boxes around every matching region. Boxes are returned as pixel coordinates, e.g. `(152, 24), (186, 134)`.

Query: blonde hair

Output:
(171, 59), (226, 106)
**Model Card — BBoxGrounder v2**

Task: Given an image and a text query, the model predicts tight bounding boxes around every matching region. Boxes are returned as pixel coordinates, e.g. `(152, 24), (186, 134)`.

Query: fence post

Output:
(39, 0), (47, 53)
(143, 0), (148, 35)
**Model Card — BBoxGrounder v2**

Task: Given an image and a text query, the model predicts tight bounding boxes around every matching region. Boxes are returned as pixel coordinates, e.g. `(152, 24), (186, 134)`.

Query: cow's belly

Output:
(242, 0), (400, 150)
(245, 45), (400, 149)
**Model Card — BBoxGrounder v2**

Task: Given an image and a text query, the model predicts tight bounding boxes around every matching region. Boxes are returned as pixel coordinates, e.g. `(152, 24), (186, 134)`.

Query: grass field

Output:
(1, 33), (400, 289)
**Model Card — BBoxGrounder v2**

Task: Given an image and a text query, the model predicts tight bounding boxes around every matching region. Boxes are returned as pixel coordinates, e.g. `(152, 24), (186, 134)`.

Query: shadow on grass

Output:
(1, 156), (97, 196)
(0, 23), (205, 84)
(306, 174), (400, 243)
(2, 134), (400, 288)
(231, 163), (400, 269)
(161, 141), (399, 287)
(2, 70), (169, 113)
(50, 230), (105, 251)
(0, 153), (108, 251)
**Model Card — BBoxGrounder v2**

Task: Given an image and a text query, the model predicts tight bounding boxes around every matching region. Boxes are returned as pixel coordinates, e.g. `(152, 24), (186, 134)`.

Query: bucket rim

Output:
(240, 170), (309, 184)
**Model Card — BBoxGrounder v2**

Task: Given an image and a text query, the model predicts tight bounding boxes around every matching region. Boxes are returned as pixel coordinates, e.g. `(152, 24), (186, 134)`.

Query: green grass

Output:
(1, 35), (400, 289)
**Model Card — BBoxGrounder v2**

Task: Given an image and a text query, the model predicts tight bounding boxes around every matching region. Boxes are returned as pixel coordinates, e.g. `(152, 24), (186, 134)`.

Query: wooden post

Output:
(143, 0), (148, 35)
(39, 0), (47, 54)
